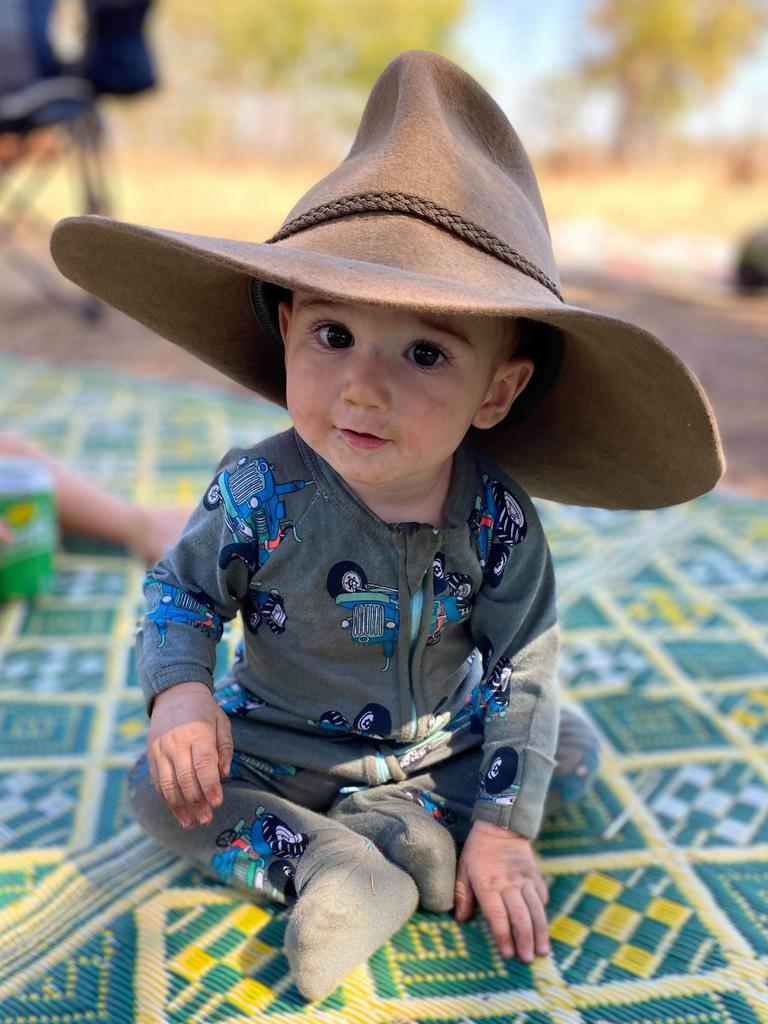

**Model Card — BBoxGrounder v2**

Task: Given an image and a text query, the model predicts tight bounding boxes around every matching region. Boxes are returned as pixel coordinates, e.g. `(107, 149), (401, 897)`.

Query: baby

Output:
(50, 51), (723, 1002)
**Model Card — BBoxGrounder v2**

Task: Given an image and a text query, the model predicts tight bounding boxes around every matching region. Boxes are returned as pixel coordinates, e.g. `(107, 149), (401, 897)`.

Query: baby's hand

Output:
(147, 681), (233, 830)
(455, 820), (550, 963)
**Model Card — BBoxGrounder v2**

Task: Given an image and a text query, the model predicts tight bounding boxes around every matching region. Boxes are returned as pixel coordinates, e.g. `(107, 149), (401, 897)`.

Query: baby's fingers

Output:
(153, 759), (197, 829)
(522, 882), (550, 957)
(501, 886), (536, 962)
(453, 860), (475, 922)
(191, 739), (225, 814)
(477, 890), (514, 959)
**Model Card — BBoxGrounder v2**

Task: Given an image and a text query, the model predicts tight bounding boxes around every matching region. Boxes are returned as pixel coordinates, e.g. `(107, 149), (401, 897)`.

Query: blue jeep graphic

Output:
(326, 561), (400, 670)
(203, 456), (310, 571)
(143, 578), (223, 648)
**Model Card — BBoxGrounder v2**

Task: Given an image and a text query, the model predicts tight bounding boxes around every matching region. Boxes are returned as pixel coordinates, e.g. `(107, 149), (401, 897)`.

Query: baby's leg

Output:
(127, 751), (418, 1002)
(328, 783), (458, 911)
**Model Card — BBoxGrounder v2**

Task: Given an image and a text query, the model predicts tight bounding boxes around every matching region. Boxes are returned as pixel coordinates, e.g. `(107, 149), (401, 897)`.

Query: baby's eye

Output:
(316, 323), (353, 349)
(409, 342), (445, 367)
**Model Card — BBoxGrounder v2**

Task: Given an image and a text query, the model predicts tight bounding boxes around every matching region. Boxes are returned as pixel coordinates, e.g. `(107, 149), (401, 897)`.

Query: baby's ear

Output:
(473, 356), (534, 430)
(277, 297), (293, 343)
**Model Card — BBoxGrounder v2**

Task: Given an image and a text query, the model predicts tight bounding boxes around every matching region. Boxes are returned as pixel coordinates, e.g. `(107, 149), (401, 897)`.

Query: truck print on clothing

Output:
(309, 702), (392, 739)
(326, 561), (400, 670)
(213, 679), (266, 717)
(478, 747), (521, 806)
(469, 474), (527, 588)
(203, 455), (311, 571)
(326, 554), (473, 668)
(429, 551), (473, 645)
(212, 804), (308, 902)
(143, 578), (224, 648)
(243, 583), (287, 635)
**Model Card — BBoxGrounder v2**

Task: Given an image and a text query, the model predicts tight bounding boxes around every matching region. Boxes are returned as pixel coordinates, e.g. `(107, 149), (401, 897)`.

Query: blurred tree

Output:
(581, 0), (768, 160)
(164, 0), (466, 100)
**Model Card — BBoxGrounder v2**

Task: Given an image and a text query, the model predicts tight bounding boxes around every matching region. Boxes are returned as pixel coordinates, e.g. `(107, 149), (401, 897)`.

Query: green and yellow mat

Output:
(0, 352), (766, 1023)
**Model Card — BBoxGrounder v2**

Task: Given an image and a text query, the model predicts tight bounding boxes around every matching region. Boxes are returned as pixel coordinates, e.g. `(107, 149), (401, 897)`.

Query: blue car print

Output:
(327, 561), (400, 670)
(143, 578), (223, 648)
(203, 455), (311, 571)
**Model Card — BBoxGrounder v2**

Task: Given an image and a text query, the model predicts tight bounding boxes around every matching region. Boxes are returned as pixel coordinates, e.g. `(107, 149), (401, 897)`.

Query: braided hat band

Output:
(267, 190), (564, 303)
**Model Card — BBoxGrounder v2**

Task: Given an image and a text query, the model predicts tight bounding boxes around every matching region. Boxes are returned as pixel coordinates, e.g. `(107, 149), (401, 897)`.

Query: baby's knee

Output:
(549, 706), (602, 807)
(126, 751), (170, 832)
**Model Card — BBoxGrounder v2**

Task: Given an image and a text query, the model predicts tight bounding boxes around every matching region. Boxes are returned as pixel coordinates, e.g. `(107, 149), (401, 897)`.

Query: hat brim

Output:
(50, 214), (724, 509)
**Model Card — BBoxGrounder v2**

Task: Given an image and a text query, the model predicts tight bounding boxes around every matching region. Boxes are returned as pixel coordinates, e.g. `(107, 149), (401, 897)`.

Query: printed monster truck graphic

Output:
(203, 455), (310, 571)
(212, 804), (308, 902)
(429, 551), (472, 645)
(326, 561), (400, 670)
(468, 475), (527, 588)
(478, 747), (520, 806)
(243, 584), (287, 636)
(309, 702), (392, 739)
(326, 556), (473, 668)
(143, 578), (223, 648)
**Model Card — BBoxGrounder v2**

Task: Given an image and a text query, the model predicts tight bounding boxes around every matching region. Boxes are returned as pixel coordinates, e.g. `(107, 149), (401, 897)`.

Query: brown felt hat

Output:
(50, 49), (724, 509)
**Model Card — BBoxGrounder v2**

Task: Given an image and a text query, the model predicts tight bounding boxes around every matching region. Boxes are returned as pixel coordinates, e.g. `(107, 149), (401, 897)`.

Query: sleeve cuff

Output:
(472, 747), (556, 839)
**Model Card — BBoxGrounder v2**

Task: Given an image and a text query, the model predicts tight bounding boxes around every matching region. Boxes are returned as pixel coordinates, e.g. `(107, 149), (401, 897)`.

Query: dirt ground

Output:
(1, 243), (766, 499)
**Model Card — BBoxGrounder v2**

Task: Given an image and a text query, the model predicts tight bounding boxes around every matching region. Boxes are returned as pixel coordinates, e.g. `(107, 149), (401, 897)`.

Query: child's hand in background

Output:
(0, 519), (12, 544)
(454, 820), (550, 963)
(147, 682), (233, 830)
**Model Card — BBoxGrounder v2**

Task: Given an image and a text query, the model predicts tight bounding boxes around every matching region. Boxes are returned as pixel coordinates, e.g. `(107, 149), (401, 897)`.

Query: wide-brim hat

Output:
(50, 50), (724, 510)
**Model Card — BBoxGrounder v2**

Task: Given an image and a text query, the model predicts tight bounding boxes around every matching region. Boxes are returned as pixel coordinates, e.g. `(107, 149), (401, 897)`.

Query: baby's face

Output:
(278, 290), (532, 506)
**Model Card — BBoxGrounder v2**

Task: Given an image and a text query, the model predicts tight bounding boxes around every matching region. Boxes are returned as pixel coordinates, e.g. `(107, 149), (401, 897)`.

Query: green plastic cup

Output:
(0, 457), (57, 600)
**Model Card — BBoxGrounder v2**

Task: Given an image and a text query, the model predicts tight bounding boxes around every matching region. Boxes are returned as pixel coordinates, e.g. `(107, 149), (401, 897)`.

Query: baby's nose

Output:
(341, 355), (392, 409)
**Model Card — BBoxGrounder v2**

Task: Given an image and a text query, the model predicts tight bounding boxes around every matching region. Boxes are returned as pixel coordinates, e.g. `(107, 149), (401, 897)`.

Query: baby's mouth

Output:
(339, 428), (390, 451)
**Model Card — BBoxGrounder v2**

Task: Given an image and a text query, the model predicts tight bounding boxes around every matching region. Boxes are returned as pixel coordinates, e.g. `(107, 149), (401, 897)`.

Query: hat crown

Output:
(283, 50), (559, 286)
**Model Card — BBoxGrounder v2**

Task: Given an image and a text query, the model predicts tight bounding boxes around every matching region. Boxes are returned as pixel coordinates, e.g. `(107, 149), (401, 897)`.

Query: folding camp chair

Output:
(0, 0), (155, 318)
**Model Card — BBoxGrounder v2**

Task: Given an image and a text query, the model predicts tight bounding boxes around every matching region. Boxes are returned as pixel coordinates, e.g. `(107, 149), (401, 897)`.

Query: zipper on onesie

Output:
(407, 570), (427, 739)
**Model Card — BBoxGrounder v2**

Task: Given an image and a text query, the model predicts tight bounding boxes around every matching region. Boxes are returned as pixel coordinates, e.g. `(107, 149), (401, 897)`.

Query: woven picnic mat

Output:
(0, 352), (766, 1023)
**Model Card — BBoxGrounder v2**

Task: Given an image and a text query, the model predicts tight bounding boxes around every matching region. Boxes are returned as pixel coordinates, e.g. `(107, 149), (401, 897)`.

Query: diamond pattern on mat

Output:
(662, 639), (768, 680)
(581, 990), (765, 1024)
(20, 604), (117, 637)
(0, 856), (60, 912)
(49, 566), (129, 599)
(110, 698), (151, 755)
(559, 638), (663, 692)
(0, 770), (80, 849)
(548, 866), (727, 984)
(0, 702), (95, 758)
(615, 587), (729, 630)
(158, 900), (329, 1015)
(713, 688), (768, 743)
(675, 540), (768, 586)
(0, 926), (139, 1024)
(632, 762), (768, 847)
(584, 693), (728, 753)
(0, 645), (108, 693)
(695, 861), (768, 955)
(538, 778), (647, 855)
(369, 913), (533, 1000)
